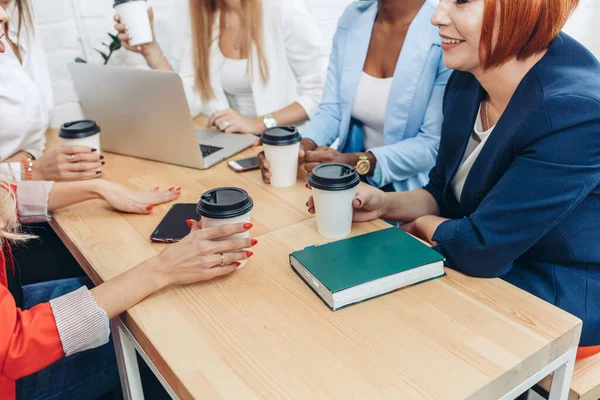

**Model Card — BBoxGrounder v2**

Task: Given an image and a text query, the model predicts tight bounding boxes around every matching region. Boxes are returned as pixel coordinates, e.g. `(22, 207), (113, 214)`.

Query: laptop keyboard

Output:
(200, 144), (224, 158)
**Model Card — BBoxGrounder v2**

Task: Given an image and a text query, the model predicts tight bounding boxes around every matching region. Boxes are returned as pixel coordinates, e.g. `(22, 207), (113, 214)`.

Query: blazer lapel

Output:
(384, 1), (436, 141)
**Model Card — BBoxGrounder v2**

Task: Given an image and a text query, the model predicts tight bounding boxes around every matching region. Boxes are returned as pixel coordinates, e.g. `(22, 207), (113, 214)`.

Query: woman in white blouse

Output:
(115, 0), (328, 134)
(0, 0), (102, 182)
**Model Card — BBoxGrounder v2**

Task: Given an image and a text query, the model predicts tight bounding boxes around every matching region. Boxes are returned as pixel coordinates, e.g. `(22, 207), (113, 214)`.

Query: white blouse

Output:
(0, 2), (53, 180)
(351, 72), (394, 150)
(220, 54), (257, 118)
(451, 104), (495, 201)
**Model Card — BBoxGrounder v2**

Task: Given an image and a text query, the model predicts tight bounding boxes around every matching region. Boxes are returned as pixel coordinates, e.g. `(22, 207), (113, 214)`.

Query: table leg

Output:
(548, 348), (577, 400)
(111, 318), (145, 400)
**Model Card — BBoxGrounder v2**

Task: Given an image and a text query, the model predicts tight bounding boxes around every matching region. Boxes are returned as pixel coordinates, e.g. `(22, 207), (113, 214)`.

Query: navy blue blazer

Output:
(424, 33), (600, 346)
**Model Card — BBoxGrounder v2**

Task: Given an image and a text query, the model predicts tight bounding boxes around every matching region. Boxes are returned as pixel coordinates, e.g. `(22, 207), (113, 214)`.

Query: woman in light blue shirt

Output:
(259, 0), (450, 192)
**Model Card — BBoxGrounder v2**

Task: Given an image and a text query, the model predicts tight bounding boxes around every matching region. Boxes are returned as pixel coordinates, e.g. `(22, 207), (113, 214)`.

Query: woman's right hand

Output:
(153, 222), (256, 287)
(306, 184), (387, 222)
(257, 138), (317, 184)
(114, 8), (162, 61)
(32, 146), (102, 181)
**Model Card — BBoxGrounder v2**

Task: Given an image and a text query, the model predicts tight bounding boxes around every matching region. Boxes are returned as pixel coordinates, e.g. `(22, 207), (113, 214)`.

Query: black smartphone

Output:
(150, 203), (199, 243)
(228, 156), (260, 172)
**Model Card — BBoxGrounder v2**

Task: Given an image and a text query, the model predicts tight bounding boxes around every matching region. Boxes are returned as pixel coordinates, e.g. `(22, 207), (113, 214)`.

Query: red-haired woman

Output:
(307, 0), (600, 360)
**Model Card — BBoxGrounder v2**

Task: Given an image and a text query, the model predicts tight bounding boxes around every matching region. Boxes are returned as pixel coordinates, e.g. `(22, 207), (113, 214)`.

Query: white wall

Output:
(30, 0), (599, 128)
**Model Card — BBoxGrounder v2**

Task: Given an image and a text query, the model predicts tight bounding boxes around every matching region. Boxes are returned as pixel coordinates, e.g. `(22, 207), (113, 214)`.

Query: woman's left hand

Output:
(97, 180), (181, 214)
(207, 109), (265, 135)
(400, 215), (448, 246)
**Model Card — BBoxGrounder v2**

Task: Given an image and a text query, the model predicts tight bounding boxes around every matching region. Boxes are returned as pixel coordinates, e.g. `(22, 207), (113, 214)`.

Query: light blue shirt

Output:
(303, 0), (451, 192)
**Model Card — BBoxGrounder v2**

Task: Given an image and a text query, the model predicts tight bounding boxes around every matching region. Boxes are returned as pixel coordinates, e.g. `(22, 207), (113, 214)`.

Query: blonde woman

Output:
(0, 0), (102, 181)
(115, 0), (328, 135)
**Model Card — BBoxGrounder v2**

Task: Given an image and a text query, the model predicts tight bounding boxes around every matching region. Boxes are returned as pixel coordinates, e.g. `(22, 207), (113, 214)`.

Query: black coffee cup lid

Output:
(308, 163), (360, 191)
(261, 126), (301, 146)
(196, 187), (254, 219)
(59, 120), (101, 139)
(114, 0), (146, 6)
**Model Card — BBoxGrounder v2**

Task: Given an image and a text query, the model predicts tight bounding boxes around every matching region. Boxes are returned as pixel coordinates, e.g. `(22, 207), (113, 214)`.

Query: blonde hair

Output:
(0, 183), (34, 244)
(188, 0), (269, 101)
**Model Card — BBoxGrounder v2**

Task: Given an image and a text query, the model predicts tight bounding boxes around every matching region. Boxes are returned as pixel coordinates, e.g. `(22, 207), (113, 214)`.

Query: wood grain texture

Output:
(46, 128), (583, 399)
(539, 352), (600, 400)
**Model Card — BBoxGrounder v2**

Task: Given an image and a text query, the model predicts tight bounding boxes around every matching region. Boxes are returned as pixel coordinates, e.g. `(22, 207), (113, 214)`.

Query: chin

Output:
(441, 54), (471, 73)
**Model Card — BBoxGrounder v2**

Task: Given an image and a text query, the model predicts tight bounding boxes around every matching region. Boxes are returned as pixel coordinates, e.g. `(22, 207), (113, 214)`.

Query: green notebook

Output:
(289, 228), (445, 310)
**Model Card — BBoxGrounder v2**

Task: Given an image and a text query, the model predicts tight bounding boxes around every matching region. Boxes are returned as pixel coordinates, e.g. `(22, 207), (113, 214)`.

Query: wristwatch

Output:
(263, 114), (277, 129)
(355, 153), (370, 176)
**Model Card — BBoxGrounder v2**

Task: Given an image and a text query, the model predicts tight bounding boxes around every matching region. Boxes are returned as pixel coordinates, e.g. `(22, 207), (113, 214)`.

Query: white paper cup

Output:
(114, 0), (153, 47)
(197, 187), (254, 269)
(261, 126), (302, 188)
(59, 120), (102, 154)
(309, 164), (361, 239)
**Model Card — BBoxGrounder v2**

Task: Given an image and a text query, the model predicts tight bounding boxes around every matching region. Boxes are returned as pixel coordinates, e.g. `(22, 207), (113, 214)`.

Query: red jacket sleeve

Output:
(0, 284), (64, 381)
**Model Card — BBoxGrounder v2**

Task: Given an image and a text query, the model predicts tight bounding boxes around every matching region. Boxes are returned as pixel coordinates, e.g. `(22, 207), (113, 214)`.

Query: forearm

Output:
(47, 180), (104, 212)
(91, 257), (164, 319)
(381, 189), (440, 222)
(269, 102), (309, 127)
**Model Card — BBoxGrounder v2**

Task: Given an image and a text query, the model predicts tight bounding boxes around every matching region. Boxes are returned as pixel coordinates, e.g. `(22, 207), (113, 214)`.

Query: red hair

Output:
(480, 0), (580, 68)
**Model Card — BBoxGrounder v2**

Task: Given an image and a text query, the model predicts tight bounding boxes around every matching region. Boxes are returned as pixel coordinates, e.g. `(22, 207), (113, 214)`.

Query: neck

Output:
(221, 0), (243, 14)
(474, 51), (547, 114)
(377, 0), (423, 26)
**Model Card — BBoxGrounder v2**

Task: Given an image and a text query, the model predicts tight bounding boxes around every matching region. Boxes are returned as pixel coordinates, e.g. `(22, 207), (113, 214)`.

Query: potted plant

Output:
(75, 33), (122, 65)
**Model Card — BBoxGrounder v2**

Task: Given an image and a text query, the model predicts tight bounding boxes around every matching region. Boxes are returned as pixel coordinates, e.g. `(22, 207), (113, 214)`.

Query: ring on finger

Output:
(220, 253), (225, 267)
(222, 121), (230, 129)
(67, 154), (75, 163)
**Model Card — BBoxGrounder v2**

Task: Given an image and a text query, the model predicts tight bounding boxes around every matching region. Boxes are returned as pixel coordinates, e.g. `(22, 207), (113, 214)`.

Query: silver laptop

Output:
(67, 63), (256, 169)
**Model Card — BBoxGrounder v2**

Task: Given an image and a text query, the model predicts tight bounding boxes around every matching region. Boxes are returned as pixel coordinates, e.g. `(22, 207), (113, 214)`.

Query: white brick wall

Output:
(30, 0), (599, 128)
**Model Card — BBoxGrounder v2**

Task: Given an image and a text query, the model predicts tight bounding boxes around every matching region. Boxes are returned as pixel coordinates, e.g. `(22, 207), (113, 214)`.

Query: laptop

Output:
(67, 63), (256, 169)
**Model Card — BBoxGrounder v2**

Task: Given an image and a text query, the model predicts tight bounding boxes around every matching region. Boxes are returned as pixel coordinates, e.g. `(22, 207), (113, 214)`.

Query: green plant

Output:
(75, 33), (122, 65)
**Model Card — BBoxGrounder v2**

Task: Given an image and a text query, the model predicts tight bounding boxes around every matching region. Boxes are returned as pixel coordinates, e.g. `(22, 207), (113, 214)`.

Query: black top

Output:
(114, 0), (145, 6)
(196, 187), (254, 219)
(260, 126), (302, 146)
(308, 163), (360, 191)
(59, 120), (101, 139)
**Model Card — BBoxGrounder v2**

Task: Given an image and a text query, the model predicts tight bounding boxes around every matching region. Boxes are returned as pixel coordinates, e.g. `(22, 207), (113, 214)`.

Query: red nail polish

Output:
(186, 219), (194, 228)
(91, 148), (98, 152)
(175, 187), (181, 191)
(251, 239), (258, 246)
(246, 251), (254, 257)
(243, 223), (253, 230)
(101, 161), (106, 165)
(100, 155), (105, 160)
(169, 187), (174, 191)
(153, 187), (159, 190)
(235, 262), (241, 267)
(146, 205), (154, 211)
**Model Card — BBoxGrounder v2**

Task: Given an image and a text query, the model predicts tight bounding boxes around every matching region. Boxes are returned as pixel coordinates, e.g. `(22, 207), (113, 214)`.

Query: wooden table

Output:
(46, 130), (582, 399)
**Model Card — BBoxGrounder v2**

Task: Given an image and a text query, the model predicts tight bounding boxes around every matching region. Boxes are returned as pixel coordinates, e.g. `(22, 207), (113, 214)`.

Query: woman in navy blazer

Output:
(260, 0), (451, 193)
(307, 0), (600, 358)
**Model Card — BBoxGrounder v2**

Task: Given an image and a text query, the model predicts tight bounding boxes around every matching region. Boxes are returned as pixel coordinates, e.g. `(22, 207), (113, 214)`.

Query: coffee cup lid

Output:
(308, 163), (360, 191)
(196, 187), (254, 219)
(59, 120), (101, 139)
(260, 126), (301, 146)
(114, 0), (146, 6)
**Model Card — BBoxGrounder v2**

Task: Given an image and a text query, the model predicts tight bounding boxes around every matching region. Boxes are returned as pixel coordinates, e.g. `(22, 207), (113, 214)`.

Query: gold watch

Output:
(355, 153), (370, 176)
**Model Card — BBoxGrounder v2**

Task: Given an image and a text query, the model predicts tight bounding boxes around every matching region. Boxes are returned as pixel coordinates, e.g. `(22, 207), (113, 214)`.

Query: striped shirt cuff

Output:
(17, 181), (53, 224)
(49, 286), (110, 357)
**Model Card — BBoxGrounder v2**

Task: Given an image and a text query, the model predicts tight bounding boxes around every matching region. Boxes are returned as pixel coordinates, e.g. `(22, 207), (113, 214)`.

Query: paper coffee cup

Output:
(261, 126), (302, 188)
(309, 163), (360, 239)
(59, 120), (101, 154)
(114, 0), (153, 47)
(196, 187), (254, 268)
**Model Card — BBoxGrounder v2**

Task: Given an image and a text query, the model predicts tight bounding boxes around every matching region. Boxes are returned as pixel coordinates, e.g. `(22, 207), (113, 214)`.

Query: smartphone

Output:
(150, 203), (199, 243)
(228, 156), (260, 172)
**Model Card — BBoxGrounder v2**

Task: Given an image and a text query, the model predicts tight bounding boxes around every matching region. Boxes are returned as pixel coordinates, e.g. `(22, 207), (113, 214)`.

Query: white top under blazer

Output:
(178, 0), (329, 123)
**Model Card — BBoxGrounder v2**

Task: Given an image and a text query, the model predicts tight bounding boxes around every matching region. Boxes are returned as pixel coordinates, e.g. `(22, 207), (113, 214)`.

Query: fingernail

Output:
(168, 187), (174, 191)
(96, 170), (101, 175)
(175, 187), (181, 191)
(129, 35), (133, 40)
(91, 148), (98, 152)
(305, 184), (309, 189)
(243, 223), (253, 230)
(235, 262), (241, 268)
(146, 205), (154, 211)
(356, 199), (362, 207)
(153, 186), (159, 190)
(101, 161), (105, 165)
(246, 251), (254, 257)
(186, 219), (194, 228)
(251, 239), (258, 246)
(100, 155), (105, 160)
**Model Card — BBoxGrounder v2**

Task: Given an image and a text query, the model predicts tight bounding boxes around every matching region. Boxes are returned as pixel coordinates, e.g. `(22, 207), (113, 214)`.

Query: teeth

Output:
(442, 38), (463, 44)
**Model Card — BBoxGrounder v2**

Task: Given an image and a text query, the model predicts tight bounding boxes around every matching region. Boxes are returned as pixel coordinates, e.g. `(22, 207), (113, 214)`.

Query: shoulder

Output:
(336, 1), (377, 29)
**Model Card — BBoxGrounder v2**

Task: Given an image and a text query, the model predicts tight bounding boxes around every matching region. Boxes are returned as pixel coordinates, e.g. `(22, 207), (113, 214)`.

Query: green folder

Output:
(289, 228), (445, 310)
